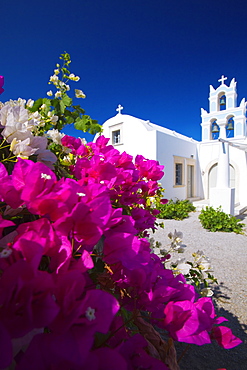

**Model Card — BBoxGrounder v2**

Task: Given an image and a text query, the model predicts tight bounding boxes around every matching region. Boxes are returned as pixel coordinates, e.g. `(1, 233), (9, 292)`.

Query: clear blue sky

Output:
(1, 0), (247, 142)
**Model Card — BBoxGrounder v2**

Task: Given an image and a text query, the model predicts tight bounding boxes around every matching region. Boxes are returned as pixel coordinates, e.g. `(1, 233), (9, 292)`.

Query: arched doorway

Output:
(208, 163), (235, 198)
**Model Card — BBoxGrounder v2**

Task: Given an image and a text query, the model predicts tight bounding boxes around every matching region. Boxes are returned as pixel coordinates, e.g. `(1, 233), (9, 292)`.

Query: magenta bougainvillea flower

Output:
(0, 76), (4, 94)
(163, 299), (212, 345)
(163, 297), (242, 348)
(0, 215), (14, 238)
(83, 347), (128, 370)
(211, 325), (243, 349)
(0, 134), (242, 368)
(0, 322), (12, 369)
(131, 207), (157, 232)
(119, 334), (169, 370)
(61, 134), (82, 154)
(135, 154), (164, 181)
(0, 260), (59, 338)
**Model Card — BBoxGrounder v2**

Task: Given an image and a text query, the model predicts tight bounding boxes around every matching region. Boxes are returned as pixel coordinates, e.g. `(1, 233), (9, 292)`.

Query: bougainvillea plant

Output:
(0, 55), (242, 369)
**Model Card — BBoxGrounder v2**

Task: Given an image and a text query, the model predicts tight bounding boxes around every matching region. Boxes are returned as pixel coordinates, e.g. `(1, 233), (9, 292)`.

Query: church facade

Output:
(99, 76), (247, 215)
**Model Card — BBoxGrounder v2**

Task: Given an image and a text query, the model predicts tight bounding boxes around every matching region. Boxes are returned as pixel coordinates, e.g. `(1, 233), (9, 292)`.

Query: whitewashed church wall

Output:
(198, 142), (221, 199)
(198, 142), (220, 173)
(115, 121), (157, 161)
(156, 132), (199, 200)
(99, 115), (157, 161)
(229, 147), (247, 206)
(198, 142), (247, 206)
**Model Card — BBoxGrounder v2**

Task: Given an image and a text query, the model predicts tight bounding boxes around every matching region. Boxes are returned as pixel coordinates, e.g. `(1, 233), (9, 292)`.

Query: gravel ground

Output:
(152, 211), (247, 370)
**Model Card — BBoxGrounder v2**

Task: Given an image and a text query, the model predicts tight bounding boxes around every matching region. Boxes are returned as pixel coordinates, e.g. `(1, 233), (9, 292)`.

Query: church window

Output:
(175, 163), (183, 185)
(219, 95), (226, 111)
(211, 120), (219, 140)
(174, 156), (185, 187)
(112, 129), (121, 145)
(226, 117), (234, 138)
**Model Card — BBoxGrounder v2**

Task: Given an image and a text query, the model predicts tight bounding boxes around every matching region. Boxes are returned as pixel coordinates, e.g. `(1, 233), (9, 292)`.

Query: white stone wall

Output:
(198, 141), (247, 207)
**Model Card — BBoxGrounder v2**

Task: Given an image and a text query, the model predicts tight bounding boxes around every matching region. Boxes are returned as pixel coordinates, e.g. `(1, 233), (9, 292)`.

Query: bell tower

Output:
(200, 76), (246, 141)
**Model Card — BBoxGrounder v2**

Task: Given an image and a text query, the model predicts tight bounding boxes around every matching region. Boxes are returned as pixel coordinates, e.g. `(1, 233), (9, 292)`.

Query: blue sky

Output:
(1, 0), (247, 142)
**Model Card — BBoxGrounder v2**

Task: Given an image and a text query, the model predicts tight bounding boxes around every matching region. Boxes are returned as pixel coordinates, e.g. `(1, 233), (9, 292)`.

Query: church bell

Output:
(227, 121), (234, 130)
(212, 124), (219, 133)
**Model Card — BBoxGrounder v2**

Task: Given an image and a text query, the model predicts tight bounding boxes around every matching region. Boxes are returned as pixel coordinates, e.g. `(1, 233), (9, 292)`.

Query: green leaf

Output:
(51, 98), (60, 111)
(61, 67), (70, 75)
(59, 100), (65, 114)
(74, 115), (102, 135)
(72, 105), (85, 114)
(74, 116), (88, 132)
(62, 94), (72, 107)
(51, 99), (65, 114)
(28, 98), (44, 112)
(65, 116), (75, 125)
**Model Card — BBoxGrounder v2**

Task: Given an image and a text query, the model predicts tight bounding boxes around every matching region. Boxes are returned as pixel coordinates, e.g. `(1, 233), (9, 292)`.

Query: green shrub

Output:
(199, 206), (244, 234)
(157, 198), (196, 220)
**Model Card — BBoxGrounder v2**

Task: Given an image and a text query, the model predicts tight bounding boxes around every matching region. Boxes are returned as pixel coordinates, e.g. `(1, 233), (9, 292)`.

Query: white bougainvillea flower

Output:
(201, 288), (214, 297)
(26, 99), (34, 108)
(30, 136), (48, 153)
(174, 244), (186, 253)
(2, 121), (32, 143)
(80, 137), (87, 144)
(49, 74), (59, 83)
(192, 250), (212, 271)
(55, 91), (62, 98)
(46, 129), (65, 145)
(11, 137), (38, 158)
(0, 104), (10, 126)
(168, 229), (183, 242)
(36, 150), (57, 169)
(173, 258), (191, 275)
(47, 90), (53, 96)
(198, 256), (212, 271)
(1, 104), (36, 142)
(168, 229), (186, 252)
(75, 89), (86, 98)
(9, 104), (29, 125)
(69, 73), (80, 81)
(50, 115), (58, 123)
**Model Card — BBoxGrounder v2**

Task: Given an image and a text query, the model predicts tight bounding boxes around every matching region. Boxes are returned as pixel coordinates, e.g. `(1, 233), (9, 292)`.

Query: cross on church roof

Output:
(218, 75), (227, 85)
(116, 104), (123, 114)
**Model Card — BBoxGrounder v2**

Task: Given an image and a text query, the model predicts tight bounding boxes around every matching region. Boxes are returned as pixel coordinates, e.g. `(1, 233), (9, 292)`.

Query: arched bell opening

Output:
(226, 116), (234, 138)
(219, 93), (226, 111)
(211, 120), (219, 140)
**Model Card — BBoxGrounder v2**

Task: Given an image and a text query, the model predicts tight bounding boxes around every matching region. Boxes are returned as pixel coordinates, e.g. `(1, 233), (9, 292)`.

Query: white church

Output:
(99, 76), (247, 216)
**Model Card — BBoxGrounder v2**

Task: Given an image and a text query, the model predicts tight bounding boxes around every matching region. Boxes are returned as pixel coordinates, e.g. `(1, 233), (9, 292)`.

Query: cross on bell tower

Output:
(116, 104), (123, 114)
(218, 75), (227, 85)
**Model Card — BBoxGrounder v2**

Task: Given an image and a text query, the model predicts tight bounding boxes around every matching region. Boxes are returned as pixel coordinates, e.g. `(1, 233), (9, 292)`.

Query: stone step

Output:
(192, 199), (209, 211)
(234, 205), (247, 216)
(192, 199), (247, 215)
